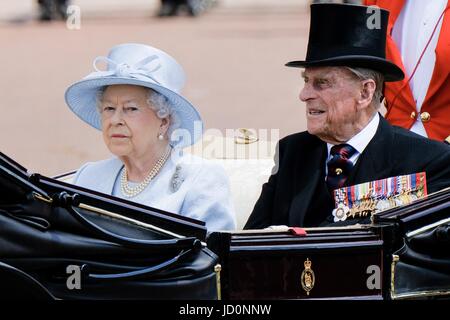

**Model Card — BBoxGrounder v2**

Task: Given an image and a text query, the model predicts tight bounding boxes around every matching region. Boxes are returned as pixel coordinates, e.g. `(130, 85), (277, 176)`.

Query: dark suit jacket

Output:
(244, 116), (450, 229)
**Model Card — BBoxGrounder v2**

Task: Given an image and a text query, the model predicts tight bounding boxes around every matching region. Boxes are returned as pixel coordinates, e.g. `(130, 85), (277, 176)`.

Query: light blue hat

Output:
(65, 43), (203, 148)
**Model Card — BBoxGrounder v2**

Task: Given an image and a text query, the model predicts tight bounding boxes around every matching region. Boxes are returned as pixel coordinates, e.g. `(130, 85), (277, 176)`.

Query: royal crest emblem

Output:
(300, 258), (315, 296)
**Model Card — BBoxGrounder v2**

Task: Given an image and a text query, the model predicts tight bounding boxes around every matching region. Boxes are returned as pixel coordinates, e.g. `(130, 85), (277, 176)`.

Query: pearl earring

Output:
(158, 133), (164, 141)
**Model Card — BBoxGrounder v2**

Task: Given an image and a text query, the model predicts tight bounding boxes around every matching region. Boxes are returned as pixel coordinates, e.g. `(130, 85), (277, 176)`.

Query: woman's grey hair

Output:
(346, 67), (384, 110)
(96, 86), (181, 139)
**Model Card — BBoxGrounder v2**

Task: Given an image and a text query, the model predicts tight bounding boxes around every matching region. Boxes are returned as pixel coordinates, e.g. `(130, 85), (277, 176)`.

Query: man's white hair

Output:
(346, 67), (384, 109)
(96, 86), (181, 139)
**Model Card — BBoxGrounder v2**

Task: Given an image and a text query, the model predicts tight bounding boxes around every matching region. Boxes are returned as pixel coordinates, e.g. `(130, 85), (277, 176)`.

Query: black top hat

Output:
(286, 3), (404, 82)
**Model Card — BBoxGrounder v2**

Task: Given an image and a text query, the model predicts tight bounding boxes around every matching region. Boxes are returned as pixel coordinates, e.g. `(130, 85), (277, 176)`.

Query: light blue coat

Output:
(73, 153), (236, 231)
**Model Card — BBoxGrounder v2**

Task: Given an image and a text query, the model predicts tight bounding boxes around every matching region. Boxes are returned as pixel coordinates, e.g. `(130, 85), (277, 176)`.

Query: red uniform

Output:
(365, 0), (450, 141)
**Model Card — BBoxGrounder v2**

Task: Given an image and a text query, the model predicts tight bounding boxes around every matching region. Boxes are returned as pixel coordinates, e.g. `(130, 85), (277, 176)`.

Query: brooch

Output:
(170, 164), (184, 192)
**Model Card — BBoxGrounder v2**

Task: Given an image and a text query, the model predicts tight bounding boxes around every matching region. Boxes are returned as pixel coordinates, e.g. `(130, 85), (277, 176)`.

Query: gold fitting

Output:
(214, 264), (222, 300)
(335, 168), (343, 175)
(420, 112), (431, 122)
(32, 191), (53, 204)
(234, 128), (258, 144)
(410, 111), (416, 119)
(390, 255), (400, 299)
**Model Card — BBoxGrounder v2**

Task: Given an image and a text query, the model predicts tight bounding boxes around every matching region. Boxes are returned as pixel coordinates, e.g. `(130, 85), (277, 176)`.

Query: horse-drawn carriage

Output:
(0, 135), (448, 300)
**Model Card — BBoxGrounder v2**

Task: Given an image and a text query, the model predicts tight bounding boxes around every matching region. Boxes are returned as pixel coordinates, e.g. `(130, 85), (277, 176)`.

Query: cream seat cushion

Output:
(185, 133), (276, 230)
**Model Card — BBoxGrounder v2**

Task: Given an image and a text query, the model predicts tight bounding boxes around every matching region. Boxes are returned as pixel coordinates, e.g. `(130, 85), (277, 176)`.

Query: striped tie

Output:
(326, 144), (357, 192)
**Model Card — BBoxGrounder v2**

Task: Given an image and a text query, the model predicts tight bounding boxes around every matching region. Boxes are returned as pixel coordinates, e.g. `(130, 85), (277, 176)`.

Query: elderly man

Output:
(244, 3), (450, 229)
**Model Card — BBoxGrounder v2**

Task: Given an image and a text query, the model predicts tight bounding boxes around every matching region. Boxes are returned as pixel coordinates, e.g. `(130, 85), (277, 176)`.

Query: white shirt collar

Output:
(327, 113), (380, 160)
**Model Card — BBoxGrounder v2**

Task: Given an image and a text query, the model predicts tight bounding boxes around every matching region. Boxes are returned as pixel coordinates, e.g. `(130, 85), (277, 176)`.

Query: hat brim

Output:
(285, 55), (404, 82)
(65, 77), (203, 149)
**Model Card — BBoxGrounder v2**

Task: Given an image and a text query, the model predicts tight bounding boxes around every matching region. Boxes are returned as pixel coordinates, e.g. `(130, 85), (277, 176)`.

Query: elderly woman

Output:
(65, 43), (236, 231)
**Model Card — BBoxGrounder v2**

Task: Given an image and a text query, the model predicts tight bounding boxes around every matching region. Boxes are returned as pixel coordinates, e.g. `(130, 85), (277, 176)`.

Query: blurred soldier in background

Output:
(37, 0), (70, 21)
(311, 0), (361, 4)
(157, 0), (218, 17)
(364, 0), (450, 142)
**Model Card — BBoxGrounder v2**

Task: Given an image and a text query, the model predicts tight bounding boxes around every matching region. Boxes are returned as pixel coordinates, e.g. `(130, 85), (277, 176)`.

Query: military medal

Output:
(333, 172), (428, 221)
(332, 203), (349, 222)
(332, 189), (350, 222)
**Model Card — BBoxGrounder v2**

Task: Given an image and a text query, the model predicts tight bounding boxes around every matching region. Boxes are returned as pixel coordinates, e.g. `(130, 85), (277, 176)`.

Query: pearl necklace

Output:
(120, 146), (172, 198)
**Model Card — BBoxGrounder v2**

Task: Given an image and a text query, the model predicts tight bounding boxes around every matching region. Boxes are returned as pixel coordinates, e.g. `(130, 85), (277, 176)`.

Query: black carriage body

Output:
(0, 152), (219, 300)
(0, 151), (448, 300)
(207, 188), (450, 300)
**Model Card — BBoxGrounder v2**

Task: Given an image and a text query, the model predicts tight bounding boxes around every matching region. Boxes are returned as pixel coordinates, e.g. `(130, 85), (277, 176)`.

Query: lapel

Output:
(288, 137), (327, 227)
(96, 158), (124, 195)
(347, 115), (394, 186)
